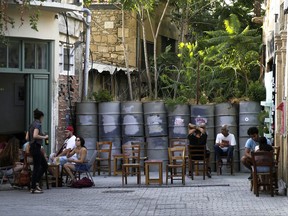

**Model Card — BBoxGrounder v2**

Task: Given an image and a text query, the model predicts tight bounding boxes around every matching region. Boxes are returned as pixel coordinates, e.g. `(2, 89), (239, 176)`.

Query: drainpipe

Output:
(82, 8), (91, 100)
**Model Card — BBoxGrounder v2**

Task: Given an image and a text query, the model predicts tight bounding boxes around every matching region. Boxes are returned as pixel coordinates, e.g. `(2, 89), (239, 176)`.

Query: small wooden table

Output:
(145, 160), (163, 185)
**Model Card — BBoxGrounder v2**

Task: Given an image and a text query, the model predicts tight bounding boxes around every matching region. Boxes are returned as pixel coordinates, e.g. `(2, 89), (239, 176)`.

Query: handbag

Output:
(14, 165), (30, 186)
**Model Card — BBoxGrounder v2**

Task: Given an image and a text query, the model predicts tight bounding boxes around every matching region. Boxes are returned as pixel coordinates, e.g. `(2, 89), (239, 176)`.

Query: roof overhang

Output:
(10, 0), (83, 13)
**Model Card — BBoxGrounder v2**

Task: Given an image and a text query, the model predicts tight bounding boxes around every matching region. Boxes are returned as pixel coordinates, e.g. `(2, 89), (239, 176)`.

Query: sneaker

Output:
(36, 183), (42, 191)
(30, 189), (43, 194)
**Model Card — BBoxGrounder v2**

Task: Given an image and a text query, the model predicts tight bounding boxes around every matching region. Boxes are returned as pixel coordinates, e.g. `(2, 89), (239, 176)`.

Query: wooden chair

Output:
(251, 151), (275, 197)
(272, 146), (280, 192)
(93, 141), (112, 176)
(188, 145), (208, 180)
(169, 138), (188, 175)
(74, 150), (97, 186)
(166, 146), (186, 185)
(24, 152), (49, 189)
(216, 152), (234, 176)
(131, 141), (148, 172)
(122, 144), (141, 186)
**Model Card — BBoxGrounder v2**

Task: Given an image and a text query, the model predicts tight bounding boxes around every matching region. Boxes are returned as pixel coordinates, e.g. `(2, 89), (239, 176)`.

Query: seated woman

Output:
(0, 137), (23, 181)
(63, 136), (88, 185)
(255, 136), (273, 173)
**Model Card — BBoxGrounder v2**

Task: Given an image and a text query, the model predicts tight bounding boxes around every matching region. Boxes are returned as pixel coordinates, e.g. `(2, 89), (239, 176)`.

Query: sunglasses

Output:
(75, 139), (80, 141)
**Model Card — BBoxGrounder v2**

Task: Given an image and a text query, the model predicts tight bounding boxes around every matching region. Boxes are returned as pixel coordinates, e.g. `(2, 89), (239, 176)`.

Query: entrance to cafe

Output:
(0, 73), (50, 148)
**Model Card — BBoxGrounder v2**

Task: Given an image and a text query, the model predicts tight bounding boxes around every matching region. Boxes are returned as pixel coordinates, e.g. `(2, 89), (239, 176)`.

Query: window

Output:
(0, 41), (20, 69)
(140, 41), (154, 70)
(59, 43), (75, 75)
(24, 42), (48, 70)
(0, 44), (7, 68)
(161, 36), (176, 53)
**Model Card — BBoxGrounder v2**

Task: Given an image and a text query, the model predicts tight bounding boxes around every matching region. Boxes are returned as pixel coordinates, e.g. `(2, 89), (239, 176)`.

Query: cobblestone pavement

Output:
(1, 172), (288, 216)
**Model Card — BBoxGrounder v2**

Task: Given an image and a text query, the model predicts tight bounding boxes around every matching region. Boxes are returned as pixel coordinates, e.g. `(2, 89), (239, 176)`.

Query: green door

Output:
(26, 73), (50, 153)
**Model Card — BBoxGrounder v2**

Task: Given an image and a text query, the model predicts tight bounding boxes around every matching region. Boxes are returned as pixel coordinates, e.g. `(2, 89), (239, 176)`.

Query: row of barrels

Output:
(76, 101), (261, 172)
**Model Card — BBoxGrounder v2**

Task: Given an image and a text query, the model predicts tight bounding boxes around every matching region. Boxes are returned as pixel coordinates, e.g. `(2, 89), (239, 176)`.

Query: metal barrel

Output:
(166, 104), (190, 139)
(98, 102), (122, 170)
(239, 101), (261, 172)
(146, 136), (168, 171)
(75, 102), (98, 159)
(143, 101), (168, 137)
(121, 101), (144, 137)
(215, 102), (239, 172)
(190, 104), (215, 170)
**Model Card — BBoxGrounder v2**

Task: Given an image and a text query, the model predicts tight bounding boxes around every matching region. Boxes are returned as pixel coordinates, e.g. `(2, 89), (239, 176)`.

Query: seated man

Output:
(241, 126), (259, 180)
(214, 124), (236, 165)
(187, 123), (211, 178)
(49, 126), (76, 166)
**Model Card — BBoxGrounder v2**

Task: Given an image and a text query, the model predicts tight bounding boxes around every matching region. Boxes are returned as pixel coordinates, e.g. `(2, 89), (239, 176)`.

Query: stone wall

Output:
(90, 8), (137, 68)
(57, 75), (80, 146)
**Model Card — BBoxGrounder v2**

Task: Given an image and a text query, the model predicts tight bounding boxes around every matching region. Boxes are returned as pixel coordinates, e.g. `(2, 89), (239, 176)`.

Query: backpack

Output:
(71, 177), (93, 188)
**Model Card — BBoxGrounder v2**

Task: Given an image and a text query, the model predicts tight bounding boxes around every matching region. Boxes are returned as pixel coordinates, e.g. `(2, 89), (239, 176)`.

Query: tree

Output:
(120, 2), (133, 100)
(204, 14), (261, 95)
(145, 0), (171, 99)
(110, 0), (153, 98)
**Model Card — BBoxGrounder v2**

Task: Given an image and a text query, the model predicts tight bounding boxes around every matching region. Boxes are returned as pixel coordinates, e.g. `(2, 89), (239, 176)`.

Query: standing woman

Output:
(63, 136), (88, 185)
(28, 108), (48, 194)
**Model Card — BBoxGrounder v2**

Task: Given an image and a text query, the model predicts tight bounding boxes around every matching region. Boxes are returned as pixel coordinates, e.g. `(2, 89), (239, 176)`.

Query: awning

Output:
(90, 62), (136, 74)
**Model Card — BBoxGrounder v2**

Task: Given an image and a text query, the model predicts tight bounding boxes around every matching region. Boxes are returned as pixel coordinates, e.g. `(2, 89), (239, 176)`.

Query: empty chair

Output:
(122, 144), (141, 186)
(131, 141), (148, 172)
(93, 141), (112, 176)
(272, 146), (280, 193)
(169, 138), (188, 175)
(251, 151), (275, 197)
(166, 146), (186, 185)
(188, 145), (209, 180)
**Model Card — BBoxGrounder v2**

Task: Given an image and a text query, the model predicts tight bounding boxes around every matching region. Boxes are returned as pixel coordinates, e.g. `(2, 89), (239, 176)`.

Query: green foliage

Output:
(247, 81), (266, 102)
(199, 94), (208, 105)
(92, 90), (113, 102)
(164, 96), (188, 107)
(257, 110), (269, 136)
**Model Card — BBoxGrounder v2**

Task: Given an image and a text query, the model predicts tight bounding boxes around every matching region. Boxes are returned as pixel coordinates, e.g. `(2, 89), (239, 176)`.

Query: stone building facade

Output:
(87, 2), (180, 101)
(263, 0), (288, 183)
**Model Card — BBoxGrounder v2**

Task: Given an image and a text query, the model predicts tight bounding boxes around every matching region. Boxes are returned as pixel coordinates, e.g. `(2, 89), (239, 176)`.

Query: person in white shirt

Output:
(214, 124), (236, 165)
(49, 126), (76, 166)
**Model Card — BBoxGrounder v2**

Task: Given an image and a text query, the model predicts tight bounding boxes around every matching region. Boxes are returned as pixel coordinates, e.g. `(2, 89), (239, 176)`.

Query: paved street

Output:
(1, 172), (288, 216)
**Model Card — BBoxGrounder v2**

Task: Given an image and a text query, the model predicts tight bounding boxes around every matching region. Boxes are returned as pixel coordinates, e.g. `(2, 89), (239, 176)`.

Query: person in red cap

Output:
(48, 125), (76, 166)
